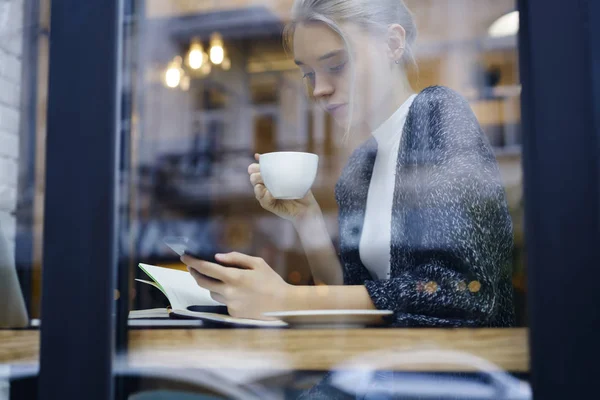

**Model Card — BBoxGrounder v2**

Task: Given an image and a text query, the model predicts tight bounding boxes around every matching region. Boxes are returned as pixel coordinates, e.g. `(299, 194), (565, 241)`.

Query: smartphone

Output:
(163, 236), (217, 263)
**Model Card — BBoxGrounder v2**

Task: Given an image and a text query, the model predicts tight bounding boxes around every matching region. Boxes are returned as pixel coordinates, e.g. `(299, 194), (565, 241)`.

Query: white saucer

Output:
(263, 310), (393, 328)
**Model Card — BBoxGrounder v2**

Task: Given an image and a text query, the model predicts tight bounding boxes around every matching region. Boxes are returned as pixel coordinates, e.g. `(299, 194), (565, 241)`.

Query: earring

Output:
(395, 47), (405, 64)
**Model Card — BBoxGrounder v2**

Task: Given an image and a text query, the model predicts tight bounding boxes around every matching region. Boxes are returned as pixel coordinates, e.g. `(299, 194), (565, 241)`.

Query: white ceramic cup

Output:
(259, 152), (319, 200)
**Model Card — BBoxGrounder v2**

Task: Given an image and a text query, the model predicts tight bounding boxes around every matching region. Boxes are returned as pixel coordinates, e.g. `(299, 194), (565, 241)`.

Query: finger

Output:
(248, 163), (260, 174)
(187, 267), (224, 293)
(215, 252), (261, 269)
(254, 153), (261, 161)
(261, 188), (275, 204)
(250, 172), (263, 186)
(254, 183), (267, 200)
(182, 255), (230, 281)
(210, 291), (226, 304)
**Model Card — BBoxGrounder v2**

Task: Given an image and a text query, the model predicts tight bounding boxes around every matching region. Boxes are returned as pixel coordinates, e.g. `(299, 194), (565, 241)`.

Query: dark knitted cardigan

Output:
(335, 86), (515, 327)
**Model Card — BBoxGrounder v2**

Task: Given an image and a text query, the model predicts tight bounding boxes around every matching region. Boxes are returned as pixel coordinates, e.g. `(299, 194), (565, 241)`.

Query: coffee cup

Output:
(259, 152), (319, 200)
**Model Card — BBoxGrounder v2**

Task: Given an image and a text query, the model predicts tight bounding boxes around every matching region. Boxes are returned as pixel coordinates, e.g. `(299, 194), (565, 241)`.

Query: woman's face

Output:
(293, 22), (396, 129)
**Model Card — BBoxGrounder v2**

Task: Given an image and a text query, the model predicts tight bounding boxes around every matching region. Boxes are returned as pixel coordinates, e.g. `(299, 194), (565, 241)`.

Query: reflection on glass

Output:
(0, 0), (531, 397)
(120, 0), (528, 398)
(132, 0), (519, 325)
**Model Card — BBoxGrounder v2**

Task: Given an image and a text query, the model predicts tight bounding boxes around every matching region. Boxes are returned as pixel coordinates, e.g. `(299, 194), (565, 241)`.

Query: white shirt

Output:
(359, 94), (417, 280)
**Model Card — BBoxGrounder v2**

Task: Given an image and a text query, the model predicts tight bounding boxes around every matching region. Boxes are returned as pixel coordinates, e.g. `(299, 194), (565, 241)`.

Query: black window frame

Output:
(38, 0), (123, 399)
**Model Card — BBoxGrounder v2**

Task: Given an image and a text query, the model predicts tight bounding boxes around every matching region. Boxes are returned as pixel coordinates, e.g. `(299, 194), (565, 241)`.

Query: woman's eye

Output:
(303, 72), (316, 85)
(329, 62), (346, 73)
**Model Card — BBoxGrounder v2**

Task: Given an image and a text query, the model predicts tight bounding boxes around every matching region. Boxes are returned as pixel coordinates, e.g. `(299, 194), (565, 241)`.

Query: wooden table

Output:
(1, 328), (529, 373)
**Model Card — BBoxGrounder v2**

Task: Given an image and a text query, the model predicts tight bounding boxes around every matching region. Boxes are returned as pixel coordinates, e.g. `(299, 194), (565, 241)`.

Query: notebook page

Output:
(139, 264), (222, 309)
(172, 308), (287, 328)
(128, 308), (170, 319)
(135, 279), (165, 295)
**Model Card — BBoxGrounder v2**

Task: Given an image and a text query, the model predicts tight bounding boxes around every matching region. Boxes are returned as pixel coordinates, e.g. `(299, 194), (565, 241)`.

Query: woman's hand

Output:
(248, 153), (320, 222)
(181, 252), (292, 320)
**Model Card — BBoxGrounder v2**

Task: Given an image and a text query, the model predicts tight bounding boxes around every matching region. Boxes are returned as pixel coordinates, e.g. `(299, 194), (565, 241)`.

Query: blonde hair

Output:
(284, 0), (417, 68)
(283, 0), (418, 136)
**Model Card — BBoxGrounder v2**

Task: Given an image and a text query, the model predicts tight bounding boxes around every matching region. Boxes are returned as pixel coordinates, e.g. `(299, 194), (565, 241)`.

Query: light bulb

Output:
(209, 32), (225, 65)
(222, 57), (231, 71)
(187, 38), (204, 70)
(489, 11), (519, 38)
(210, 46), (224, 65)
(165, 62), (182, 88)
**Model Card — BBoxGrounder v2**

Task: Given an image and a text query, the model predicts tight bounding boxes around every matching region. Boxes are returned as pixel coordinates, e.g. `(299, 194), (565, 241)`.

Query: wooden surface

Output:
(0, 331), (39, 365)
(1, 328), (528, 373)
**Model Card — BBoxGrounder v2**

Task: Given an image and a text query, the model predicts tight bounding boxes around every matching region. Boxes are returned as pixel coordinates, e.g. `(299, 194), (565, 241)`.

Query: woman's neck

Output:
(366, 73), (415, 133)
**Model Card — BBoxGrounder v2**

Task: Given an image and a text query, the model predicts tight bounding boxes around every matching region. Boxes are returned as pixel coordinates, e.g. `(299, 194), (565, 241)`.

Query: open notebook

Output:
(130, 264), (286, 328)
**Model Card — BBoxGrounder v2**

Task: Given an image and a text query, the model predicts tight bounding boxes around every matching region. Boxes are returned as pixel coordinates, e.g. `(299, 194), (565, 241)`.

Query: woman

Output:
(182, 0), (515, 328)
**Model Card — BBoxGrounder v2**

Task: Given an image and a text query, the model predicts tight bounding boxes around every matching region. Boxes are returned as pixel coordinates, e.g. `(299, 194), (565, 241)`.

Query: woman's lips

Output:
(326, 104), (347, 116)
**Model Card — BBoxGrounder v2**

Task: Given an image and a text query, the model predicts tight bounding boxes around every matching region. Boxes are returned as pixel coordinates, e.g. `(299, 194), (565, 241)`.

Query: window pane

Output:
(1, 0), (50, 394)
(118, 0), (529, 398)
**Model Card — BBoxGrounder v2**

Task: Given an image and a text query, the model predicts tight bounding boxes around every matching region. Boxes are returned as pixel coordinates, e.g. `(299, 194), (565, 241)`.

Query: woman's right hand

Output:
(248, 153), (320, 223)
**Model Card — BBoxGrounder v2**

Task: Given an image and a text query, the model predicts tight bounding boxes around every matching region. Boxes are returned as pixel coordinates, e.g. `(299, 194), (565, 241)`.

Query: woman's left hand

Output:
(181, 252), (292, 320)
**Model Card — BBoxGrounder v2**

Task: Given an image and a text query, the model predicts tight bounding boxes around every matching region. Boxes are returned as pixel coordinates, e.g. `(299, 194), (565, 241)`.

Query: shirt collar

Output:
(372, 94), (417, 148)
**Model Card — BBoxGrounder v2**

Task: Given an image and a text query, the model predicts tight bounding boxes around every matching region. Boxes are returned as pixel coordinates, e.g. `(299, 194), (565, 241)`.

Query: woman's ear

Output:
(387, 24), (407, 63)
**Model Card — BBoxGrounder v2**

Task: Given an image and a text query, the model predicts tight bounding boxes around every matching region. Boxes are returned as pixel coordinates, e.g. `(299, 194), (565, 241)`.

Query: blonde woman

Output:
(182, 0), (515, 328)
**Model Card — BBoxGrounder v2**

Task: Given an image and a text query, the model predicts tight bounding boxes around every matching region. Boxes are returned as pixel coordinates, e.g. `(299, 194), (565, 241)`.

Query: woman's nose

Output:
(312, 76), (334, 99)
